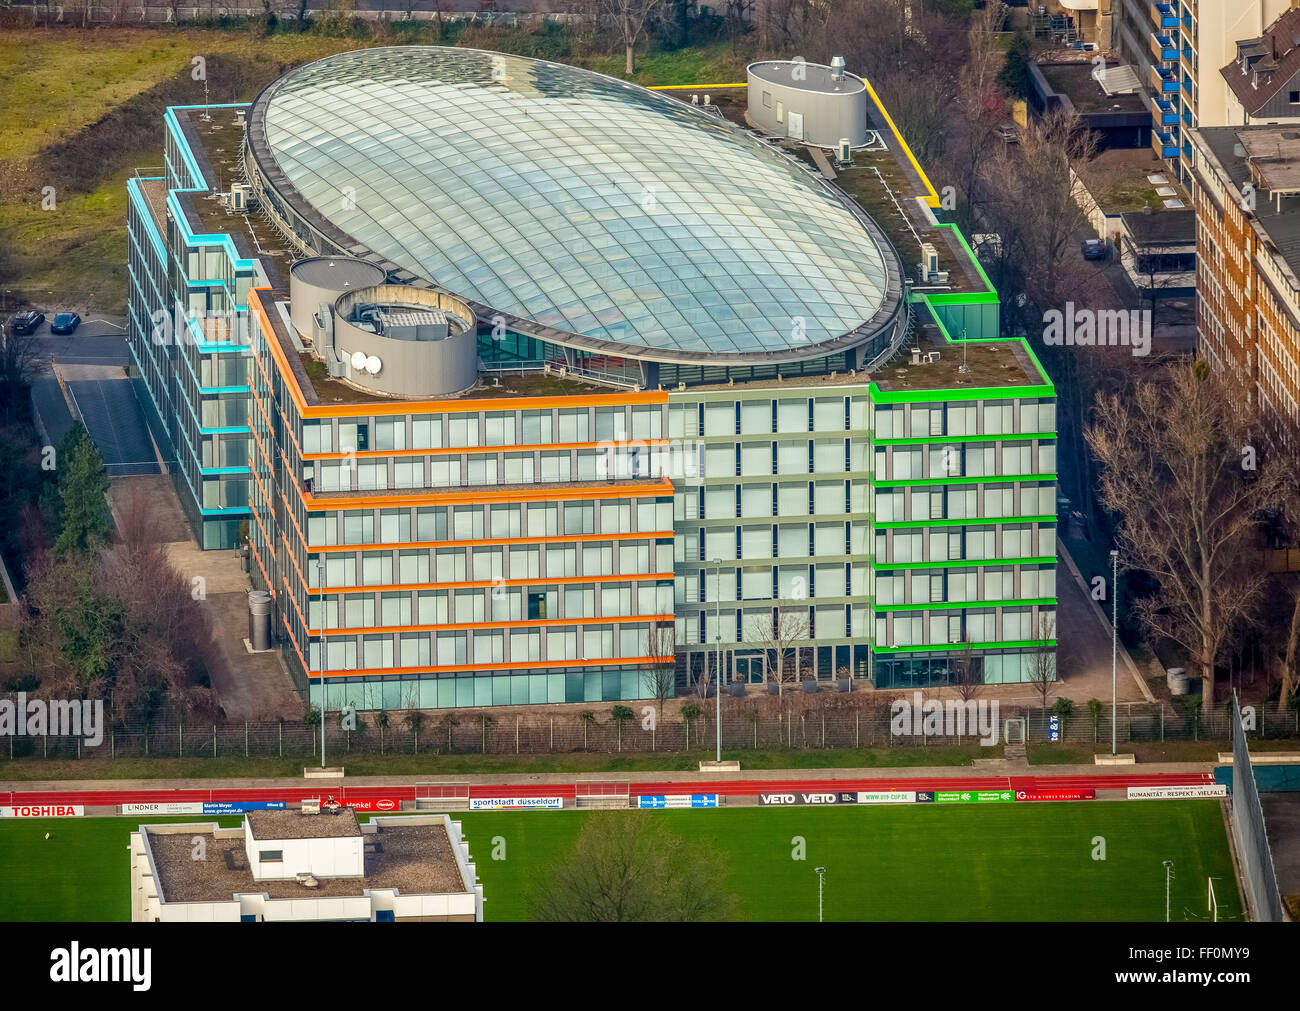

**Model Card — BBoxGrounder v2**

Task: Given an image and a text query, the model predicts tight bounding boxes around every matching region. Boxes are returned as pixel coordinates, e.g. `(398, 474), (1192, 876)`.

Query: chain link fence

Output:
(3, 696), (1298, 761)
(1229, 693), (1284, 922)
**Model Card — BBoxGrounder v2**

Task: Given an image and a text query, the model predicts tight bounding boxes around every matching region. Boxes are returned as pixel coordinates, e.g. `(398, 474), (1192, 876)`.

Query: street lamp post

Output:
(814, 866), (826, 922)
(1110, 549), (1119, 757)
(314, 558), (326, 770)
(1162, 860), (1174, 923)
(712, 558), (723, 764)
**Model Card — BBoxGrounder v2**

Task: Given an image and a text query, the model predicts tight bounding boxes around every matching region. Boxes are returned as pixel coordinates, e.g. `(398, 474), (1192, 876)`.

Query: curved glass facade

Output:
(251, 47), (897, 360)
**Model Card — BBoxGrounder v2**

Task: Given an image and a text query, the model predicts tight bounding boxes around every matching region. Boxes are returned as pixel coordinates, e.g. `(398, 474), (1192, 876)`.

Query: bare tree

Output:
(527, 812), (737, 921)
(950, 638), (981, 704)
(602, 0), (663, 74)
(1086, 361), (1288, 702)
(644, 620), (677, 721)
(747, 608), (810, 697)
(1025, 612), (1056, 711)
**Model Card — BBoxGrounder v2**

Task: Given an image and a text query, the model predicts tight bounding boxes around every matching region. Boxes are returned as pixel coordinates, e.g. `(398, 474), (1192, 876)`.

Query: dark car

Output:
(1081, 238), (1108, 261)
(12, 310), (44, 335)
(49, 312), (81, 335)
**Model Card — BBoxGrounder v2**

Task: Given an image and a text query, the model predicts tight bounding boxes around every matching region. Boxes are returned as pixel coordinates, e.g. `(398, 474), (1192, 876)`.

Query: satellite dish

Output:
(365, 355), (382, 375)
(350, 350), (367, 370)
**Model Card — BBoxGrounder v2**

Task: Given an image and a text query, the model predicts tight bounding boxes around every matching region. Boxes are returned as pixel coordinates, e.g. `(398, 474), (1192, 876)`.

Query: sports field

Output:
(0, 801), (1240, 922)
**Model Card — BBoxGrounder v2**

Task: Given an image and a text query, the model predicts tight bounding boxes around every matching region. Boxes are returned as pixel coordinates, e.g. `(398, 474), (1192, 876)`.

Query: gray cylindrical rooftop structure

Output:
(289, 256), (387, 342)
(331, 284), (479, 398)
(747, 60), (869, 149)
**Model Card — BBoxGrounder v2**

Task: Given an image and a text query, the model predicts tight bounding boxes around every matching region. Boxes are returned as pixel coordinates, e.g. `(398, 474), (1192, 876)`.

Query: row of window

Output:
(306, 581), (675, 627)
(301, 405), (665, 455)
(873, 401), (1056, 439)
(305, 541), (674, 588)
(875, 484), (1057, 522)
(879, 608), (1056, 647)
(306, 622), (662, 670)
(878, 442), (1055, 480)
(880, 525), (1056, 563)
(305, 499), (673, 547)
(875, 566), (1055, 604)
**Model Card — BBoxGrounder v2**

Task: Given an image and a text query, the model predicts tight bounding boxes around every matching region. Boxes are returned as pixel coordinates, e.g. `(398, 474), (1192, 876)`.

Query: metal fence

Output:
(1229, 693), (1284, 922)
(3, 697), (1298, 761)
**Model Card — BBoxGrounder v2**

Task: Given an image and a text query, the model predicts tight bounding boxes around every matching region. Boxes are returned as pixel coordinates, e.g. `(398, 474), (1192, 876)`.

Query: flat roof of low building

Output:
(246, 807), (361, 840)
(144, 818), (468, 903)
(1122, 209), (1196, 246)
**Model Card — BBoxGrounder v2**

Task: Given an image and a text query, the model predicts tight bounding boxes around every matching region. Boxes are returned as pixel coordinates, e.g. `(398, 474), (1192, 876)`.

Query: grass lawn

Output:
(0, 802), (1241, 922)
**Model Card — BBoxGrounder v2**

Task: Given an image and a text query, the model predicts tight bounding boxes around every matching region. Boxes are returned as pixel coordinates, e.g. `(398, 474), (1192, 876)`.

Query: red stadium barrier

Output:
(0, 771), (1214, 811)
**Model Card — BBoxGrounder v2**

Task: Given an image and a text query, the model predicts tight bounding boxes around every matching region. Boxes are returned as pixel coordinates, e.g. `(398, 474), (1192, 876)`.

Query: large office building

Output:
(127, 47), (1058, 710)
(1111, 0), (1292, 182)
(1189, 122), (1300, 452)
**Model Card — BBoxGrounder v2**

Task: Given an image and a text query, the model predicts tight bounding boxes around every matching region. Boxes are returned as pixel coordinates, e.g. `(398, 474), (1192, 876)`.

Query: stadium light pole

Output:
(314, 558), (326, 770)
(814, 866), (826, 922)
(712, 558), (723, 764)
(1163, 860), (1174, 923)
(1110, 549), (1119, 756)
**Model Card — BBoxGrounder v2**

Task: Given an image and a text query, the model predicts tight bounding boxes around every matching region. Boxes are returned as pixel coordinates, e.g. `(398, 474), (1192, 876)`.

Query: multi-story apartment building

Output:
(1112, 0), (1291, 182)
(1189, 123), (1300, 452)
(128, 47), (1058, 709)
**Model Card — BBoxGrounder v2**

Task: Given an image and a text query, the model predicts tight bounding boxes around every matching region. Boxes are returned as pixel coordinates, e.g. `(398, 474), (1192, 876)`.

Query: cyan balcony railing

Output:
(1156, 99), (1179, 125)
(1151, 2), (1179, 28)
(1152, 34), (1178, 60)
(1157, 131), (1180, 157)
(1151, 65), (1180, 92)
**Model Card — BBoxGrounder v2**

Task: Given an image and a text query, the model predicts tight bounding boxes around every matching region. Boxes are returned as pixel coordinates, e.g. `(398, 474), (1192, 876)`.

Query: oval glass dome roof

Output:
(249, 47), (902, 362)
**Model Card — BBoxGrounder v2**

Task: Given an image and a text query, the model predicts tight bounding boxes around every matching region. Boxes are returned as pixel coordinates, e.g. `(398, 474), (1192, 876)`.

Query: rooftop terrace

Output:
(179, 108), (293, 289)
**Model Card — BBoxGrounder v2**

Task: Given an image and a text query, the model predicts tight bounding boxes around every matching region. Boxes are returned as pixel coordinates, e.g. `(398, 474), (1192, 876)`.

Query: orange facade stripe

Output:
(301, 478), (675, 511)
(303, 438), (672, 461)
(309, 530), (674, 553)
(309, 572), (675, 595)
(316, 613), (675, 637)
(312, 655), (663, 679)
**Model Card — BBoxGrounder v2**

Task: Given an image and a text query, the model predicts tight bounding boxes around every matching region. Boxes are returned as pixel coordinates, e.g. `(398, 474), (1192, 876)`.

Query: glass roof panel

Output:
(258, 47), (895, 357)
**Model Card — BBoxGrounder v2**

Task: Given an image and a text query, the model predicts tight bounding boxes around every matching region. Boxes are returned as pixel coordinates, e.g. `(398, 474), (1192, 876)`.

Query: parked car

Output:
(12, 310), (44, 335)
(49, 311), (81, 334)
(1081, 238), (1108, 261)
(994, 122), (1019, 144)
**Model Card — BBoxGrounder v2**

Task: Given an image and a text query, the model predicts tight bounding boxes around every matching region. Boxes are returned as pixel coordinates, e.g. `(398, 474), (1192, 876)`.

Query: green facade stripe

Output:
(873, 597), (1057, 612)
(870, 555), (1057, 571)
(875, 638), (1056, 654)
(875, 515), (1057, 529)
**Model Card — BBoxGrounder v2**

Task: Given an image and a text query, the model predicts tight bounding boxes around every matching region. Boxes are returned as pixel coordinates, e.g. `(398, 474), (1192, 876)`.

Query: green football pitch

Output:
(0, 801), (1240, 922)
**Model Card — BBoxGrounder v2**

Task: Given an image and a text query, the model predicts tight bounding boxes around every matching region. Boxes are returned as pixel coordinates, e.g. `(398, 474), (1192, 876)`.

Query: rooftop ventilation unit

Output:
(229, 183), (250, 212)
(830, 56), (846, 82)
